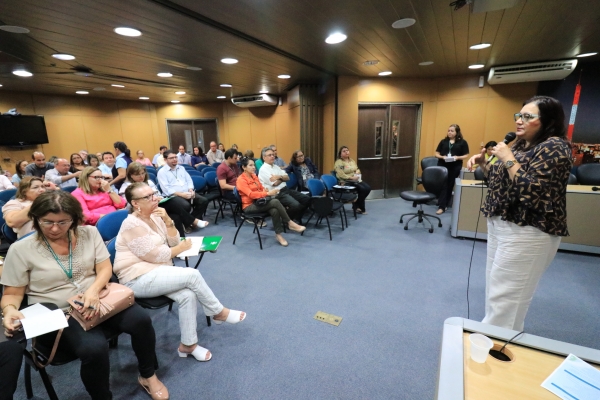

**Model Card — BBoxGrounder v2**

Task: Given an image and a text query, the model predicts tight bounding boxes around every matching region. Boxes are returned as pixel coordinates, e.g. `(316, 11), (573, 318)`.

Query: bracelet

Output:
(1, 304), (17, 315)
(164, 219), (175, 228)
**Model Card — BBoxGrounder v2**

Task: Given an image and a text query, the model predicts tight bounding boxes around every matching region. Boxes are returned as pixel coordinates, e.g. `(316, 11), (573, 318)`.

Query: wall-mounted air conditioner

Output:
(487, 59), (578, 85)
(231, 94), (279, 108)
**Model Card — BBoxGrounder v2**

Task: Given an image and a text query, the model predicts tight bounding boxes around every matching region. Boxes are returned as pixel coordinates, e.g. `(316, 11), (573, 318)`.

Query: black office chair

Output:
(232, 188), (272, 249)
(473, 166), (485, 181)
(576, 164), (600, 186)
(567, 173), (578, 185)
(416, 156), (438, 186)
(399, 166), (447, 233)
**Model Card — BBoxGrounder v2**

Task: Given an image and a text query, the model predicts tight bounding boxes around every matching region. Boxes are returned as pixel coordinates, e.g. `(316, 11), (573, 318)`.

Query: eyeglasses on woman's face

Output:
(514, 113), (539, 123)
(133, 193), (155, 201)
(38, 219), (72, 228)
(132, 172), (146, 176)
(89, 175), (105, 180)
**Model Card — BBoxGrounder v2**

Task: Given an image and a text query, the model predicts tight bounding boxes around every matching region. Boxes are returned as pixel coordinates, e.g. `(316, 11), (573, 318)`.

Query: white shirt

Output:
(258, 162), (286, 191)
(45, 168), (77, 188)
(0, 175), (16, 191)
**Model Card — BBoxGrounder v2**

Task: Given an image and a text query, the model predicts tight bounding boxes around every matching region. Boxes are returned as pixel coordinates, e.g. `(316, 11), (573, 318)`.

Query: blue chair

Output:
(211, 162), (222, 169)
(147, 172), (157, 182)
(180, 164), (195, 171)
(202, 171), (221, 210)
(321, 174), (357, 223)
(96, 209), (129, 241)
(196, 164), (209, 172)
(187, 170), (202, 177)
(286, 172), (298, 190)
(306, 179), (345, 240)
(61, 186), (78, 193)
(200, 167), (217, 176)
(2, 223), (17, 244)
(191, 176), (207, 192)
(145, 166), (157, 173)
(232, 188), (270, 249)
(0, 189), (17, 203)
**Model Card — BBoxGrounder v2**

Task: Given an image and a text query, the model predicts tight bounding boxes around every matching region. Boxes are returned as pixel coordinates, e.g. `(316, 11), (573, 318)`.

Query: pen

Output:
(73, 300), (96, 310)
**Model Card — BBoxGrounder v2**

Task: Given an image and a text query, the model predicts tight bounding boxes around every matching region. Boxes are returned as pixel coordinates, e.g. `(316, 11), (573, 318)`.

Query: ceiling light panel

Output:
(278, 74), (291, 79)
(576, 52), (597, 58)
(221, 58), (238, 64)
(469, 64), (485, 69)
(0, 25), (30, 33)
(52, 53), (76, 60)
(111, 84), (125, 88)
(157, 72), (173, 77)
(13, 70), (32, 77)
(171, 100), (180, 103)
(139, 97), (149, 100)
(470, 43), (491, 50)
(175, 91), (186, 94)
(114, 27), (142, 37)
(378, 71), (392, 76)
(76, 91), (89, 94)
(220, 84), (232, 87)
(217, 96), (226, 99)
(392, 18), (416, 29)
(325, 33), (347, 44)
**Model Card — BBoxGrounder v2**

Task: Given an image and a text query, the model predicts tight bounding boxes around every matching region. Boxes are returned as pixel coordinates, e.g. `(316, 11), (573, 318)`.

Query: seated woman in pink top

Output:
(71, 167), (126, 225)
(135, 150), (153, 167)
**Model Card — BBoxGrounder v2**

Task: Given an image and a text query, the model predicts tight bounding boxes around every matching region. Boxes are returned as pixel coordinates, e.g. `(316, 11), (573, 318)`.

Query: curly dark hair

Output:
(520, 96), (566, 149)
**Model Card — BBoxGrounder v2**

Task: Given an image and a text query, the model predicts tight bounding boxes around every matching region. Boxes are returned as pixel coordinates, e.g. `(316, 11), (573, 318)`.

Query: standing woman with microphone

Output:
(470, 96), (572, 331)
(434, 124), (470, 214)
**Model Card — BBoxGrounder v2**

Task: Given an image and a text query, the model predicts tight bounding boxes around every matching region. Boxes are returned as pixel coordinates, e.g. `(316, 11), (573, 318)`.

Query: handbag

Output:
(67, 282), (135, 331)
(254, 196), (272, 206)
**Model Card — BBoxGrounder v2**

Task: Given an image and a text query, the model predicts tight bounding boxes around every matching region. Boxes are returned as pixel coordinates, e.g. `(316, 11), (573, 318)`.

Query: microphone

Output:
(593, 187), (599, 191)
(486, 132), (517, 165)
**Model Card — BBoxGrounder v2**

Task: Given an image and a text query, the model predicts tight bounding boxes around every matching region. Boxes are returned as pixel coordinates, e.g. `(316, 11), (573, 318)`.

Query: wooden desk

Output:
(436, 318), (600, 399)
(450, 179), (600, 254)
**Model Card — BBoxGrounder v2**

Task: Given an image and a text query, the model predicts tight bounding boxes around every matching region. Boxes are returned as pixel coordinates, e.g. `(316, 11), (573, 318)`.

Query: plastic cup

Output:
(469, 333), (493, 363)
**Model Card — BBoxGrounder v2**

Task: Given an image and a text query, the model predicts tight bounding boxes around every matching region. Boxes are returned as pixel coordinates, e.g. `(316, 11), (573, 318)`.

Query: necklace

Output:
(43, 232), (73, 280)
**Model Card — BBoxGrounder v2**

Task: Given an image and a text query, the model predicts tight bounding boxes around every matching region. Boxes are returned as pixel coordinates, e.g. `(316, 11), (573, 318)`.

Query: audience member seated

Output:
(45, 158), (81, 188)
(72, 167), (126, 226)
(236, 158), (306, 247)
(467, 141), (498, 170)
(111, 141), (132, 191)
(69, 153), (86, 173)
(99, 151), (117, 184)
(11, 160), (28, 185)
(334, 146), (372, 215)
(120, 162), (186, 237)
(270, 144), (287, 168)
(152, 145), (167, 167)
(87, 154), (100, 168)
(157, 150), (209, 233)
(25, 151), (54, 178)
(96, 152), (104, 165)
(176, 145), (192, 166)
(114, 182), (246, 362)
(0, 173), (16, 192)
(79, 149), (89, 165)
(217, 149), (241, 201)
(135, 150), (153, 166)
(191, 146), (209, 167)
(218, 143), (226, 152)
(2, 177), (47, 239)
(285, 150), (320, 191)
(231, 144), (243, 158)
(0, 190), (168, 400)
(244, 149), (255, 161)
(254, 147), (268, 172)
(207, 141), (225, 165)
(258, 147), (310, 222)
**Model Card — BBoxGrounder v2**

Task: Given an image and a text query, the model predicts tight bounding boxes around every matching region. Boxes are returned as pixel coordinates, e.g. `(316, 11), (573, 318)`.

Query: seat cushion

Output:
(136, 296), (173, 309)
(400, 191), (436, 202)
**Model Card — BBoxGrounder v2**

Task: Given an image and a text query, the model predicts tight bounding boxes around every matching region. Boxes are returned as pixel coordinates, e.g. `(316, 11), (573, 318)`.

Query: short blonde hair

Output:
(78, 166), (104, 194)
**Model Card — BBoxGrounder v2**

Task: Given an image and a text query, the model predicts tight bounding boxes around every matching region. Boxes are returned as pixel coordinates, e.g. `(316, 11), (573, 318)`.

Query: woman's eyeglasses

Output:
(39, 219), (73, 228)
(133, 193), (155, 201)
(514, 113), (539, 122)
(90, 175), (105, 180)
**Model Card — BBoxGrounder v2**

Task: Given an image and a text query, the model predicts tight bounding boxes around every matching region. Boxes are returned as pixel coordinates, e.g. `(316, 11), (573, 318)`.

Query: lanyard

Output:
(448, 142), (454, 154)
(43, 232), (73, 279)
(170, 167), (179, 180)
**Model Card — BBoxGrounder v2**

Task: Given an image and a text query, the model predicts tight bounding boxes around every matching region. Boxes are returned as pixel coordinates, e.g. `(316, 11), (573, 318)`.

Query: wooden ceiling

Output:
(0, 0), (599, 103)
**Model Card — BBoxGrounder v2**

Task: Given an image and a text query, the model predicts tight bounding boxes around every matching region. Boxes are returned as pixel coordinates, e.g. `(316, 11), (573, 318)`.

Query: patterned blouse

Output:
(481, 137), (572, 236)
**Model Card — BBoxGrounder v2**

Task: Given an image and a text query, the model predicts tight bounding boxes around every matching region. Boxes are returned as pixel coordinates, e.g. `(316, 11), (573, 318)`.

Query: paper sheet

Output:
(178, 236), (205, 259)
(541, 353), (600, 399)
(19, 304), (69, 339)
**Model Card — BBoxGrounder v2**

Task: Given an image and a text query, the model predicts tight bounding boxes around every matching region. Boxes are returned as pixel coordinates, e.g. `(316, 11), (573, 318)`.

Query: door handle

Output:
(390, 156), (412, 160)
(357, 157), (383, 161)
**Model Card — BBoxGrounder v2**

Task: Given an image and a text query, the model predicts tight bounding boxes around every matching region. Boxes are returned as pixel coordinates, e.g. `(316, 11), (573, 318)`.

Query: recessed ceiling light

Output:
(0, 84), (3, 87)
(278, 74), (291, 79)
(186, 66), (202, 71)
(392, 18), (416, 29)
(12, 70), (32, 77)
(217, 96), (226, 99)
(325, 32), (347, 44)
(171, 100), (180, 103)
(259, 90), (269, 94)
(111, 84), (125, 88)
(93, 87), (106, 91)
(76, 91), (89, 95)
(52, 53), (76, 60)
(221, 58), (238, 64)
(469, 64), (485, 69)
(378, 71), (392, 76)
(576, 52), (597, 58)
(363, 60), (379, 66)
(139, 97), (149, 100)
(419, 61), (434, 66)
(114, 27), (142, 37)
(157, 72), (173, 77)
(175, 91), (186, 95)
(470, 43), (491, 50)
(220, 84), (232, 87)
(0, 26), (30, 34)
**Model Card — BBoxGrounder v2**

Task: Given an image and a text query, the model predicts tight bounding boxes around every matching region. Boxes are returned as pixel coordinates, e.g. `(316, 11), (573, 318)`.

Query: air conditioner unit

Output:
(487, 59), (578, 85)
(231, 94), (279, 108)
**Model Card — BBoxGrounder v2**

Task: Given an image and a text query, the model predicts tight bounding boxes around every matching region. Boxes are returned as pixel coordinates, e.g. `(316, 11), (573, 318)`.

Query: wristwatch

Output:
(504, 160), (519, 169)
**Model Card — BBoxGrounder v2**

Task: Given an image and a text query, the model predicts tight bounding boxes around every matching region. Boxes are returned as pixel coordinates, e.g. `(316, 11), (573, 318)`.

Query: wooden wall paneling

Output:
(226, 115), (253, 153)
(337, 76), (360, 152)
(117, 101), (153, 119)
(285, 106), (300, 162)
(249, 110), (277, 153)
(322, 102), (335, 173)
(119, 118), (156, 159)
(0, 92), (36, 114)
(77, 98), (119, 117)
(42, 115), (87, 159)
(32, 95), (82, 116)
(81, 116), (123, 155)
(357, 78), (434, 102)
(435, 98), (488, 153)
(419, 101), (438, 168)
(484, 96), (529, 145)
(436, 75), (488, 101)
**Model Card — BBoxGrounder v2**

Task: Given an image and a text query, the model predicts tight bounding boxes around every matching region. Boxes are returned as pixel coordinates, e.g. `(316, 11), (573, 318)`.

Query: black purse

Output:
(254, 196), (272, 206)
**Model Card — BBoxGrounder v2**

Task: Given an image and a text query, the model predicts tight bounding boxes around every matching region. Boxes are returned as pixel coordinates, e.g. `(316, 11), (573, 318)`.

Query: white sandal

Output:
(177, 345), (212, 362)
(195, 220), (209, 228)
(213, 309), (246, 325)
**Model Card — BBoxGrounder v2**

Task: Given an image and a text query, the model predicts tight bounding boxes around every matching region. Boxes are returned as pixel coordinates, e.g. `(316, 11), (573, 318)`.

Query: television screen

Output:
(0, 115), (49, 146)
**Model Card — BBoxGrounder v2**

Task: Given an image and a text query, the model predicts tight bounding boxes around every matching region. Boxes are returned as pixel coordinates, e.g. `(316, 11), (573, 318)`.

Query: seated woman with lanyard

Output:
(72, 167), (126, 225)
(1, 190), (168, 400)
(236, 157), (305, 247)
(334, 146), (372, 215)
(114, 182), (246, 363)
(285, 150), (320, 191)
(434, 124), (470, 215)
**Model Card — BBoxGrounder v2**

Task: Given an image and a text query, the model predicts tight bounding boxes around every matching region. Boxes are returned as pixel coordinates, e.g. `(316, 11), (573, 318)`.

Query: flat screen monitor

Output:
(0, 115), (49, 146)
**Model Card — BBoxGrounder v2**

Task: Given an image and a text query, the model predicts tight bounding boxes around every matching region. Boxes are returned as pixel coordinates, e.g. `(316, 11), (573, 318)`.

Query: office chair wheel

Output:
(400, 218), (404, 223)
(429, 228), (434, 233)
(438, 222), (442, 227)
(404, 226), (408, 230)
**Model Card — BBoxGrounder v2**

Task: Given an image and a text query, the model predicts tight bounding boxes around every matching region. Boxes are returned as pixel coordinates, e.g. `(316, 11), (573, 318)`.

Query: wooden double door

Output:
(166, 119), (218, 153)
(357, 104), (420, 198)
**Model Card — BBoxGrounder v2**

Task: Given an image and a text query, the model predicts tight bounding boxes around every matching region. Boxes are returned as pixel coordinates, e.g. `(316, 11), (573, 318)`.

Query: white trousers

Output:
(482, 216), (561, 331)
(125, 266), (223, 346)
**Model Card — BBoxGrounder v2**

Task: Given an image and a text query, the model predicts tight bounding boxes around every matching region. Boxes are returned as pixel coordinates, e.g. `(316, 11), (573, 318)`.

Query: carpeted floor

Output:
(12, 198), (600, 399)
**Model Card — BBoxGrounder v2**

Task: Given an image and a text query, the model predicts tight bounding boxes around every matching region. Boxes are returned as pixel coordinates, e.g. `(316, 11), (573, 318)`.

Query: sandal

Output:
(213, 309), (246, 325)
(177, 345), (212, 362)
(138, 376), (169, 399)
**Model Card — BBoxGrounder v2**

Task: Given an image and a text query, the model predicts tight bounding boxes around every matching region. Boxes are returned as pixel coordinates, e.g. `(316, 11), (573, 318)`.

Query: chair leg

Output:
(339, 210), (345, 230)
(229, 203), (238, 227)
(25, 361), (33, 399)
(325, 216), (332, 241)
(39, 367), (59, 400)
(255, 221), (263, 250)
(232, 220), (245, 245)
(206, 316), (211, 327)
(168, 302), (173, 311)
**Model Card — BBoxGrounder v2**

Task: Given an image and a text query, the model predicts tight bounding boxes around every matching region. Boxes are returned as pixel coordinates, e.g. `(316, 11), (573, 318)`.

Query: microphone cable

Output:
(466, 171), (486, 319)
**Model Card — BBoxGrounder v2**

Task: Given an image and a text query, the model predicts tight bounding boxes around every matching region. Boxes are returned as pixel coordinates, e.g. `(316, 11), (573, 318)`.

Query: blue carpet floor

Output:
(13, 198), (600, 399)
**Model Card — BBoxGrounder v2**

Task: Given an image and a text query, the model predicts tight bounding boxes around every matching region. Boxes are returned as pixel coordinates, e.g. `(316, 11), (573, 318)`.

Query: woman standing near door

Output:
(434, 124), (469, 214)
